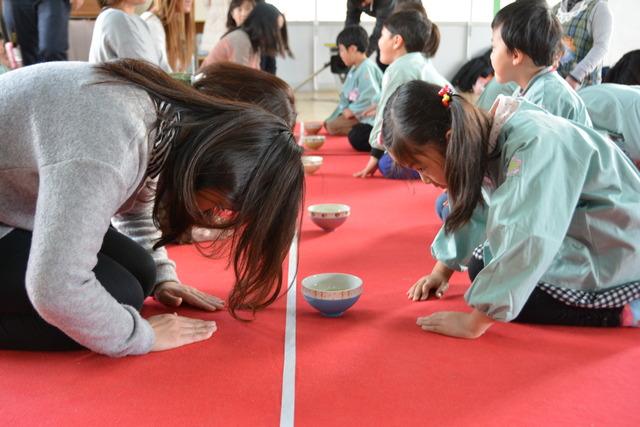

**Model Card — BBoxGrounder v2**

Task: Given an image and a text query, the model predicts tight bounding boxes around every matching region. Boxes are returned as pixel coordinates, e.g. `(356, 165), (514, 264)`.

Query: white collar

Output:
(518, 66), (554, 97)
(488, 95), (522, 153)
(557, 0), (593, 23)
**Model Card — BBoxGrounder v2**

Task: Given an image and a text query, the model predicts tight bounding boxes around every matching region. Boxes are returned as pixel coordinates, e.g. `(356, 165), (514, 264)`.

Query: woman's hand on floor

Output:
(417, 310), (493, 339)
(148, 313), (217, 351)
(154, 281), (225, 311)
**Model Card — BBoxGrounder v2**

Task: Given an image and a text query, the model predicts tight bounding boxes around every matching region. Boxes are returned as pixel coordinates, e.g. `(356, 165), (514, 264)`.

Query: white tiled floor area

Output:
(295, 90), (340, 122)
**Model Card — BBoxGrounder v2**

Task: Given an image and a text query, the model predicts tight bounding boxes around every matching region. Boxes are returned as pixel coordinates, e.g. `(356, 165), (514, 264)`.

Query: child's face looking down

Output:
(391, 144), (447, 189)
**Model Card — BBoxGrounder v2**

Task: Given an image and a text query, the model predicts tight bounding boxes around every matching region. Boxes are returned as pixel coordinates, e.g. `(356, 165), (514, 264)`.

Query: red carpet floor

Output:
(0, 132), (638, 426)
(0, 246), (289, 426)
(296, 133), (640, 426)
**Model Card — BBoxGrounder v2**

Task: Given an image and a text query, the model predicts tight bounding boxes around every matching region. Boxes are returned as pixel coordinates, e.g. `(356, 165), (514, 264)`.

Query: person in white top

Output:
(141, 0), (196, 73)
(199, 0), (232, 54)
(89, 0), (171, 72)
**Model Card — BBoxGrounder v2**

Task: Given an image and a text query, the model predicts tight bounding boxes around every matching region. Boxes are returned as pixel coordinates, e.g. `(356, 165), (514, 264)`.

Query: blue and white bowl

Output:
(301, 273), (363, 317)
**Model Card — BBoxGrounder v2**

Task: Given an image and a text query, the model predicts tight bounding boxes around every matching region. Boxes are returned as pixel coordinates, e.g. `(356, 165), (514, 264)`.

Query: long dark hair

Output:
(241, 3), (292, 58)
(382, 81), (493, 233)
(95, 59), (304, 317)
(194, 62), (297, 128)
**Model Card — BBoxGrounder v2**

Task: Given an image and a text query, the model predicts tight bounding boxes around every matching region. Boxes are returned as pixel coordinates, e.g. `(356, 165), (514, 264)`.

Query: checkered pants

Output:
(470, 244), (640, 308)
(538, 282), (640, 309)
(472, 244), (484, 260)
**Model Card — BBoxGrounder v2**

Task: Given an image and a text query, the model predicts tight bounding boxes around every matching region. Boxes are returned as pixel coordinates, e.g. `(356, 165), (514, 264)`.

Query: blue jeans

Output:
(378, 152), (420, 180)
(2, 0), (70, 65)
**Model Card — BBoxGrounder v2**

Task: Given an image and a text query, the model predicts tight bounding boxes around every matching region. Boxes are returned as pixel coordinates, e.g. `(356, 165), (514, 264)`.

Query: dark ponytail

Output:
(444, 88), (493, 232)
(386, 7), (440, 57)
(382, 81), (493, 233)
(424, 22), (440, 57)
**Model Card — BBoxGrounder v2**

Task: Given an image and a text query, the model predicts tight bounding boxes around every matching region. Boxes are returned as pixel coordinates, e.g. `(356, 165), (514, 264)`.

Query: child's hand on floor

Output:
(342, 108), (355, 119)
(407, 273), (449, 301)
(361, 105), (377, 118)
(408, 261), (454, 301)
(417, 310), (493, 339)
(353, 156), (379, 178)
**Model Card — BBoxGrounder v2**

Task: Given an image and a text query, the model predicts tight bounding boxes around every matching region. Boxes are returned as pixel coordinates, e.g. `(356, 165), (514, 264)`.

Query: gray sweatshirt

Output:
(0, 62), (179, 356)
(89, 8), (171, 73)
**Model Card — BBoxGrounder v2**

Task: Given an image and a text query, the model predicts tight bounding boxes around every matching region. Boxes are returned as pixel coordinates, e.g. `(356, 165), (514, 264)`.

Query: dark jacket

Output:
(345, 0), (396, 55)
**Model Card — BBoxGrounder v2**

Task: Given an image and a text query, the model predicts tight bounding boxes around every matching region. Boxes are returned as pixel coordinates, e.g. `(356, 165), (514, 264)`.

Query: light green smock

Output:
(370, 52), (451, 150)
(326, 57), (383, 126)
(579, 83), (640, 162)
(516, 67), (592, 127)
(476, 79), (519, 111)
(432, 99), (640, 321)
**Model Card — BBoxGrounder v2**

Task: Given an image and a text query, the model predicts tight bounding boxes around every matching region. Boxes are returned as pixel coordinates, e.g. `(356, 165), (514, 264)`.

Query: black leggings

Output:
(348, 123), (373, 152)
(467, 256), (622, 327)
(0, 228), (156, 351)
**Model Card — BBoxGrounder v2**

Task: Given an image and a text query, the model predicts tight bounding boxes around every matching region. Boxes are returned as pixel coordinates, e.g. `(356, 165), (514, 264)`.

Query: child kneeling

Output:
(324, 25), (383, 152)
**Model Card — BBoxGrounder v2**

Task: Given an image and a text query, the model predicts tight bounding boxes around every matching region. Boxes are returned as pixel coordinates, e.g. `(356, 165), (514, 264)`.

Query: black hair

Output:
(242, 3), (293, 58)
(604, 49), (640, 85)
(336, 25), (369, 53)
(491, 0), (562, 67)
(382, 81), (494, 233)
(384, 10), (440, 57)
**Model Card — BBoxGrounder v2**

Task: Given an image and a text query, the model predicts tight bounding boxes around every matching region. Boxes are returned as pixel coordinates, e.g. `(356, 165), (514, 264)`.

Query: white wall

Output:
(275, 0), (640, 92)
(70, 0), (639, 90)
(276, 21), (494, 92)
(605, 0), (638, 66)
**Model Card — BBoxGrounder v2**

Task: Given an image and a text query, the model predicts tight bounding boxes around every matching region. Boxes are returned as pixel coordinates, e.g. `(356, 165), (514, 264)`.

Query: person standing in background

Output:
(2, 0), (84, 65)
(200, 0), (231, 54)
(345, 0), (396, 71)
(552, 0), (613, 89)
(142, 0), (196, 73)
(89, 0), (171, 72)
(200, 2), (291, 72)
(226, 0), (255, 31)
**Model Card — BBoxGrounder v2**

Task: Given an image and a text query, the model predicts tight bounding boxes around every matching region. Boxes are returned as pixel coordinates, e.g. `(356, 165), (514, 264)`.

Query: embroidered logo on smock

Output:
(507, 157), (522, 176)
(348, 88), (360, 102)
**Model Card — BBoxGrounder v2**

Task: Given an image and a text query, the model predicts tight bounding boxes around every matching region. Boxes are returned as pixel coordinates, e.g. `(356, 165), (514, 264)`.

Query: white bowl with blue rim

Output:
(301, 273), (363, 317)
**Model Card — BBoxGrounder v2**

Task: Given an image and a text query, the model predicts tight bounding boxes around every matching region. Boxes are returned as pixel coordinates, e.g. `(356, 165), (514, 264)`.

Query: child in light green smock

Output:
(383, 80), (640, 338)
(353, 10), (450, 180)
(324, 25), (383, 152)
(579, 83), (640, 167)
(490, 1), (592, 126)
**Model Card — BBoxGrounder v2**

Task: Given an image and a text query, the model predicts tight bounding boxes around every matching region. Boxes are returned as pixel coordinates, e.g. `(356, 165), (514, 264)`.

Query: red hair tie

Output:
(438, 85), (454, 108)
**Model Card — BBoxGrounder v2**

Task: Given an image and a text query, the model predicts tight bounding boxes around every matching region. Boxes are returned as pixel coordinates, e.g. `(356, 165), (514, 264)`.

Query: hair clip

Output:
(438, 85), (454, 108)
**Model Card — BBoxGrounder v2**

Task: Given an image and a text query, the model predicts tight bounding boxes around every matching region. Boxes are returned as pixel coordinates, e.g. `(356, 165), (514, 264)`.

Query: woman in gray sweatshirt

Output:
(0, 59), (304, 357)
